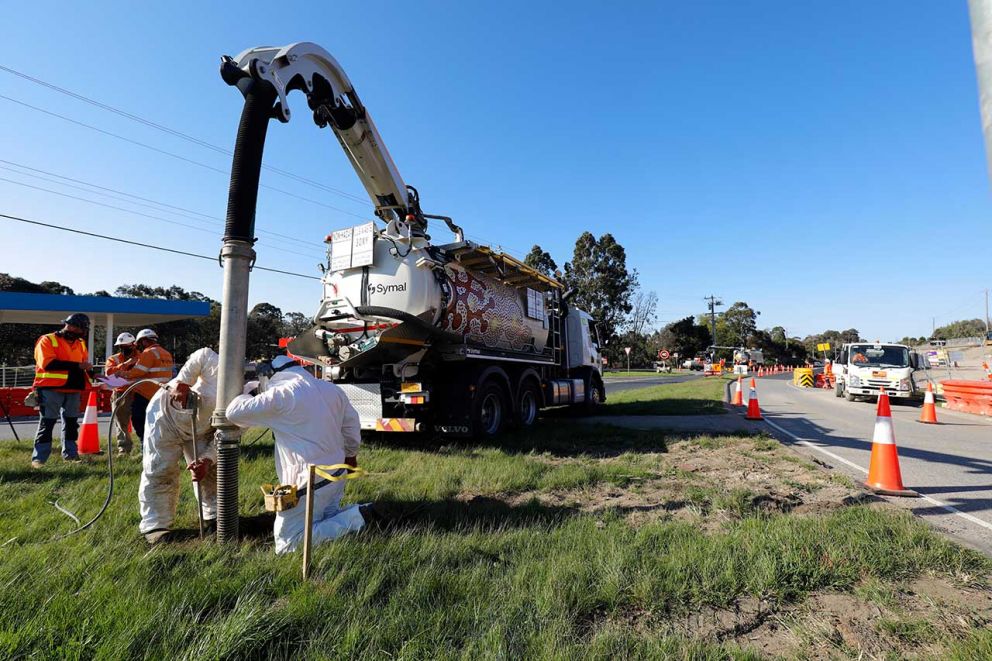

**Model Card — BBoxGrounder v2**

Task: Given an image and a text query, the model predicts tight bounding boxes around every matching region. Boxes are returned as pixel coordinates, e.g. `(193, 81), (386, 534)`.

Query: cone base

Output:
(745, 412), (763, 421)
(864, 482), (919, 498)
(916, 419), (939, 425)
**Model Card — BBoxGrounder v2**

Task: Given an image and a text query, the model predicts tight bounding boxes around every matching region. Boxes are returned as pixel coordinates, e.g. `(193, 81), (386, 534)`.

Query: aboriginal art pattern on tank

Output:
(441, 265), (534, 352)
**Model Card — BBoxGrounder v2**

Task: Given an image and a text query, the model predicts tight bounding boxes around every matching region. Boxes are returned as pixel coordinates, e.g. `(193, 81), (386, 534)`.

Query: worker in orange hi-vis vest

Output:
(30, 313), (93, 468)
(104, 332), (139, 455)
(120, 329), (173, 443)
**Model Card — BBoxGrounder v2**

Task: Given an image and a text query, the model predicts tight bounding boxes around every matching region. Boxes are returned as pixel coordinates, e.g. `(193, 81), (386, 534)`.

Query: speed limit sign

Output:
(658, 349), (670, 360)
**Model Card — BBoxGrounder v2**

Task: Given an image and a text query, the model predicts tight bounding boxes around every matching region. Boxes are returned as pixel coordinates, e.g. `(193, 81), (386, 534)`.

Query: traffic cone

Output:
(865, 391), (917, 496)
(732, 376), (744, 406)
(758, 367), (764, 378)
(918, 382), (938, 424)
(745, 378), (763, 420)
(78, 390), (101, 455)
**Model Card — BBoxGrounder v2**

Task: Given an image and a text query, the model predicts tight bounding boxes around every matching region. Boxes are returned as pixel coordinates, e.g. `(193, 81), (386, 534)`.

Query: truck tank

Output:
(302, 221), (554, 369)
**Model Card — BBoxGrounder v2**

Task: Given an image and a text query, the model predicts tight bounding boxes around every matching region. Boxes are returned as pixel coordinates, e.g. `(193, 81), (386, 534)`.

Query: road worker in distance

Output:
(104, 332), (138, 455)
(30, 313), (92, 468)
(139, 347), (219, 544)
(226, 355), (379, 554)
(119, 329), (173, 443)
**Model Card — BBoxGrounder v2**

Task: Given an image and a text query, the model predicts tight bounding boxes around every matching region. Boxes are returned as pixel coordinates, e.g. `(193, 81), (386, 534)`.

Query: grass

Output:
(603, 376), (730, 415)
(0, 421), (988, 659)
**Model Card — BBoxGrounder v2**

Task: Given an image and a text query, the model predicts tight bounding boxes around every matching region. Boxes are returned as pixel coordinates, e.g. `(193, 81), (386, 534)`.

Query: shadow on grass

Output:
(368, 494), (579, 533)
(598, 399), (727, 416)
(364, 421), (668, 458)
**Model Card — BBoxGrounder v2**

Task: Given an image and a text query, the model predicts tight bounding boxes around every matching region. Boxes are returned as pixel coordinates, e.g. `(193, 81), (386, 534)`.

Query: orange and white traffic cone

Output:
(865, 391), (917, 496)
(758, 367), (764, 378)
(919, 382), (938, 424)
(732, 376), (744, 406)
(78, 390), (101, 455)
(745, 378), (763, 420)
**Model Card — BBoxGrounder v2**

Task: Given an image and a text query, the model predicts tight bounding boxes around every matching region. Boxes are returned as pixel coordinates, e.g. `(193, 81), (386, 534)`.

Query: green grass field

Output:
(603, 376), (730, 415)
(602, 371), (679, 379)
(1, 417), (989, 659)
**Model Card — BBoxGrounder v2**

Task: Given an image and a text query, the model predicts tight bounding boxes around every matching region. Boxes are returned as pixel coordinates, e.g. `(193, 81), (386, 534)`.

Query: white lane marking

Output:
(762, 417), (992, 533)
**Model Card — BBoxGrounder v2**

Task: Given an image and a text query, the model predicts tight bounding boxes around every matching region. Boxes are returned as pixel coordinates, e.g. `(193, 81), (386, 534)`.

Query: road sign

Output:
(658, 349), (670, 359)
(624, 347), (631, 355)
(816, 342), (831, 352)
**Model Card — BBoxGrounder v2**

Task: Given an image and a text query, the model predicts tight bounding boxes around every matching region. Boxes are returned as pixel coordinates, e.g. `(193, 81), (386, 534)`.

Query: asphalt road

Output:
(604, 373), (701, 394)
(745, 374), (992, 555)
(0, 415), (114, 444)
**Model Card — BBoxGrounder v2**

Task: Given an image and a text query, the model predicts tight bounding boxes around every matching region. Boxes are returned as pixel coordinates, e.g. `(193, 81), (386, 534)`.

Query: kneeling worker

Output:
(139, 347), (219, 542)
(226, 355), (369, 554)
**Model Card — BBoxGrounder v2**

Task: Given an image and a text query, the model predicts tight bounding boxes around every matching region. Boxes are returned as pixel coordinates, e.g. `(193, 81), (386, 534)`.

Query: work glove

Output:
(187, 457), (214, 482)
(170, 383), (192, 408)
(243, 380), (260, 396)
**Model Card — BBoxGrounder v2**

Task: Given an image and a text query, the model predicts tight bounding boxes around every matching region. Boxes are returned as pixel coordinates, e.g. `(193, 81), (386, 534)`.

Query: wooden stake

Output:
(302, 465), (316, 580)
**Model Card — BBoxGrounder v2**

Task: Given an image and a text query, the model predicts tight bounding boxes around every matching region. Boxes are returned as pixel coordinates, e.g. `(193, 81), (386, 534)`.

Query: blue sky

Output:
(2, 1), (989, 341)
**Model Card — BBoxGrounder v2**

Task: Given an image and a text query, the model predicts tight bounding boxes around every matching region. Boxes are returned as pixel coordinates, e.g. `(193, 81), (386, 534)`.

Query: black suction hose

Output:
(215, 64), (279, 544)
(355, 306), (464, 344)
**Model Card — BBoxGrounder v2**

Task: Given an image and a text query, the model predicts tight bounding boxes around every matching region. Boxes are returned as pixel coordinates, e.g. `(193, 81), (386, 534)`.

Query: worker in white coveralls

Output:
(139, 347), (219, 543)
(226, 355), (372, 554)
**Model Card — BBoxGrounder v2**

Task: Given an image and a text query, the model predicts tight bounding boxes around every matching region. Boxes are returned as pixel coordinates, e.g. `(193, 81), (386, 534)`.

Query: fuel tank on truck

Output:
(302, 222), (556, 368)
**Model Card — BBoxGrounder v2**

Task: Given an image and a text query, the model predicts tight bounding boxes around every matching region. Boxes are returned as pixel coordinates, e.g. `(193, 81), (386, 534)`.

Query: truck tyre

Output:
(835, 381), (844, 398)
(584, 377), (605, 413)
(845, 390), (856, 402)
(472, 379), (508, 438)
(514, 379), (541, 428)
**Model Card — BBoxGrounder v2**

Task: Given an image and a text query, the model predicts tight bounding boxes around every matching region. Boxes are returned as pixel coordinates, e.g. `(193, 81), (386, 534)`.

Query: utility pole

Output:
(704, 295), (722, 345)
(968, 0), (992, 183)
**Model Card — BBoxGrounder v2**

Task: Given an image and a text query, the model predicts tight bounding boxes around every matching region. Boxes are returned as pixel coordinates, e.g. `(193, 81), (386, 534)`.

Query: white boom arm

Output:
(227, 42), (413, 223)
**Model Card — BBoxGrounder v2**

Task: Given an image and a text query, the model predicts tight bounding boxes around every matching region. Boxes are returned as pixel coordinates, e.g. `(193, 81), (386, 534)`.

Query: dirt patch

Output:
(473, 434), (871, 531)
(621, 573), (988, 659)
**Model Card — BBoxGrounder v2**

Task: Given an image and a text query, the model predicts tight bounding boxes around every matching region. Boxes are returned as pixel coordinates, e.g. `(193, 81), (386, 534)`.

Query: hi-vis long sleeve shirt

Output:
(121, 344), (174, 400)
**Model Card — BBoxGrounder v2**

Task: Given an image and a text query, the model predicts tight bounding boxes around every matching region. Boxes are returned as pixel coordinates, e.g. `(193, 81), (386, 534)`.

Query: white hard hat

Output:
(136, 328), (158, 341)
(114, 332), (136, 346)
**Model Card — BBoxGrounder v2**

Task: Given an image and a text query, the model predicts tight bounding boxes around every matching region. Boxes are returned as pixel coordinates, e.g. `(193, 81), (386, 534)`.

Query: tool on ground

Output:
(0, 395), (19, 441)
(919, 381), (939, 424)
(185, 390), (206, 539)
(732, 376), (744, 406)
(77, 391), (101, 455)
(865, 390), (918, 497)
(745, 378), (763, 420)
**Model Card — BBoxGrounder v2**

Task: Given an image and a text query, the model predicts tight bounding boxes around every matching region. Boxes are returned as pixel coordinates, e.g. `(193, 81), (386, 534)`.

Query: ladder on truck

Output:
(549, 307), (564, 368)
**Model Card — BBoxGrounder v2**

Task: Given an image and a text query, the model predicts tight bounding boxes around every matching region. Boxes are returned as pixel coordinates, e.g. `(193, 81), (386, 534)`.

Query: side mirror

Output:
(910, 353), (919, 369)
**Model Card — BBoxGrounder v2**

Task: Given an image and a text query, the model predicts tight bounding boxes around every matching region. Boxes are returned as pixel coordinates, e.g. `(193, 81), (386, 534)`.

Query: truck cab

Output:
(834, 342), (921, 401)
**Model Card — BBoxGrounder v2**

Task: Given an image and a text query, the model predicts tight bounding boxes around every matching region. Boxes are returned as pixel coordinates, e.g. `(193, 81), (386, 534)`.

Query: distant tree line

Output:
(0, 273), (312, 365)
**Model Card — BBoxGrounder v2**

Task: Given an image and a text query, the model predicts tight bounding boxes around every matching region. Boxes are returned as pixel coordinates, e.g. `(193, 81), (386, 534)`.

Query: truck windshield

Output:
(848, 344), (909, 368)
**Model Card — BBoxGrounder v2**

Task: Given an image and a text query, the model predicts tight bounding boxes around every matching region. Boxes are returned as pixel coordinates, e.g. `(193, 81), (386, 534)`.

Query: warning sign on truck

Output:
(329, 222), (376, 270)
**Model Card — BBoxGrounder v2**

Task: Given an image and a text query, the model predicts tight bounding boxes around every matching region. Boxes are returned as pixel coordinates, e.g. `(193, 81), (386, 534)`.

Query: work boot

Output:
(144, 529), (173, 545)
(359, 502), (395, 527)
(64, 456), (81, 464)
(116, 448), (130, 457)
(30, 460), (44, 469)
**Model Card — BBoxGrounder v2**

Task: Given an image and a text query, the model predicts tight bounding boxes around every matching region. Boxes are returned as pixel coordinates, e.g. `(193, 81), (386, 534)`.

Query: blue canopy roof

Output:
(0, 292), (211, 326)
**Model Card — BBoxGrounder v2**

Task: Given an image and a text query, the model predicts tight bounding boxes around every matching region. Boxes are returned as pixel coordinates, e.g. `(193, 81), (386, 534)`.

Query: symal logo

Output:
(368, 282), (408, 296)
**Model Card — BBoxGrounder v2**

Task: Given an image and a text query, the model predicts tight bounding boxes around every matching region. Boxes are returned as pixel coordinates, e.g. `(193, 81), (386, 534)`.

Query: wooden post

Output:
(302, 465), (316, 580)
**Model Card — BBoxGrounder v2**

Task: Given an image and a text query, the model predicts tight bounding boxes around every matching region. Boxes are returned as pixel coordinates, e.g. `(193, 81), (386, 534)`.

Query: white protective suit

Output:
(225, 362), (365, 554)
(138, 347), (219, 533)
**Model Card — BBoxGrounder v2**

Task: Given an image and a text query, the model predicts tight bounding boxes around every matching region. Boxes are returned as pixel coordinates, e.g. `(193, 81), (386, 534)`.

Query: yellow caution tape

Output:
(313, 464), (367, 482)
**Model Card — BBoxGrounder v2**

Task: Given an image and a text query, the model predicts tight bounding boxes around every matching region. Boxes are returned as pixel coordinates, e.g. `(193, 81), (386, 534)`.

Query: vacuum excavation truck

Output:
(219, 43), (605, 439)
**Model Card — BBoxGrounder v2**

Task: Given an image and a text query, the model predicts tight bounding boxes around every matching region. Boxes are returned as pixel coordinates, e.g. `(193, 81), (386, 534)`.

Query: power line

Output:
(0, 63), (370, 205)
(0, 94), (369, 220)
(0, 158), (325, 251)
(0, 176), (326, 261)
(0, 212), (321, 280)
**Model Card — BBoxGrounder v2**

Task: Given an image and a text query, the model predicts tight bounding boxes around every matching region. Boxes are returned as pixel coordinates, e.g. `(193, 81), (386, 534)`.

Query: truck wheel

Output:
(584, 379), (604, 413)
(472, 380), (508, 438)
(845, 390), (856, 402)
(835, 381), (844, 398)
(515, 380), (541, 428)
